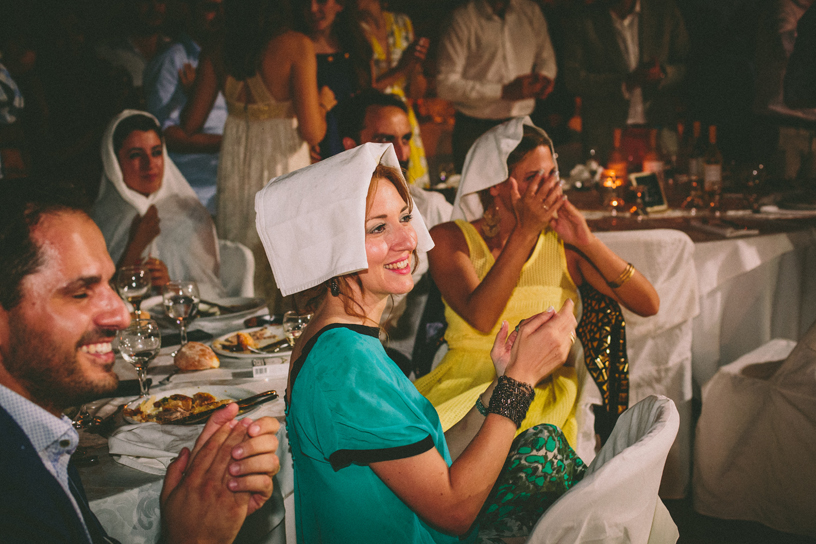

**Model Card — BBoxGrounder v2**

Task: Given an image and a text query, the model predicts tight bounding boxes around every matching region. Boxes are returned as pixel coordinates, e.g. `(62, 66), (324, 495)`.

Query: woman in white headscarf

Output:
(93, 109), (225, 299)
(257, 142), (585, 543)
(413, 117), (660, 446)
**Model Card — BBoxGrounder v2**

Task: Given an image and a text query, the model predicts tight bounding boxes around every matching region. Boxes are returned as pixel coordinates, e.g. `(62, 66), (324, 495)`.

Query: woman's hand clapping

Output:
(502, 300), (576, 388)
(490, 320), (519, 378)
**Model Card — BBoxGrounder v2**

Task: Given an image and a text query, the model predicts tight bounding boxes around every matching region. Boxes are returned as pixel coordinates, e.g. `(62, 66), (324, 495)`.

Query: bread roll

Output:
(174, 342), (220, 371)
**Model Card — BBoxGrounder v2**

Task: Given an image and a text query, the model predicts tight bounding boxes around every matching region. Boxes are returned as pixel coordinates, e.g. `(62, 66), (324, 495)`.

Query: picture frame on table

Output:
(629, 171), (668, 212)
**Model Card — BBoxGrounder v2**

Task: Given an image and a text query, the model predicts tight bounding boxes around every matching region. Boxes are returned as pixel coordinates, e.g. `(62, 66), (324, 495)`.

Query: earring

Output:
(482, 202), (500, 238)
(330, 277), (340, 297)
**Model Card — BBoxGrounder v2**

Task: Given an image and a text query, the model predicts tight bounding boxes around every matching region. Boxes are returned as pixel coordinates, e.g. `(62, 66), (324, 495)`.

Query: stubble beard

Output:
(3, 321), (119, 412)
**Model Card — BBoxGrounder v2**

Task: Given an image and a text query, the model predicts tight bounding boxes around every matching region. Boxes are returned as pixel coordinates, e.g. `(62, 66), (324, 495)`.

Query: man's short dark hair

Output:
(335, 90), (409, 144)
(0, 180), (90, 310)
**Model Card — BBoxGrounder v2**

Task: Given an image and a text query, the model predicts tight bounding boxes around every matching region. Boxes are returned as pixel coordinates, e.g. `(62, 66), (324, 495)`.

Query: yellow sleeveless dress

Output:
(413, 220), (580, 444)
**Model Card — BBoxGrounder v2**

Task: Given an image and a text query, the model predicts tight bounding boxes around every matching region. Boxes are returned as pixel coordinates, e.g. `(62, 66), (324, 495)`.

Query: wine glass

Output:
(116, 266), (151, 318)
(282, 311), (312, 347)
(162, 281), (200, 348)
(117, 319), (161, 398)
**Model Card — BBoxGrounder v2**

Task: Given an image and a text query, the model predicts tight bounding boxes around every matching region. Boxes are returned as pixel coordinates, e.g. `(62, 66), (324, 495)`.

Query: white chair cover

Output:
(578, 230), (697, 498)
(528, 395), (680, 544)
(218, 239), (255, 297)
(693, 321), (816, 537)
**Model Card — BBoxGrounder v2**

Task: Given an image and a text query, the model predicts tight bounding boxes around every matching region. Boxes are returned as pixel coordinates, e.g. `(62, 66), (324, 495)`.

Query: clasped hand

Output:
(160, 403), (281, 544)
(490, 299), (577, 387)
(502, 73), (554, 101)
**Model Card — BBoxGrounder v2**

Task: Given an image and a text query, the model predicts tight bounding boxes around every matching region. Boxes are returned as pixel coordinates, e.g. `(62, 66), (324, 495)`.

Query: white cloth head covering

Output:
(93, 109), (225, 299)
(452, 116), (555, 221)
(97, 109), (200, 216)
(255, 143), (434, 297)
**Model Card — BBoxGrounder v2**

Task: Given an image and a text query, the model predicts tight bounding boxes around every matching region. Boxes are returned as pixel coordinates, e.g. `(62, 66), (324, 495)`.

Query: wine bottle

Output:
(607, 128), (628, 182)
(675, 122), (690, 175)
(703, 125), (723, 193)
(688, 121), (705, 182)
(642, 128), (664, 175)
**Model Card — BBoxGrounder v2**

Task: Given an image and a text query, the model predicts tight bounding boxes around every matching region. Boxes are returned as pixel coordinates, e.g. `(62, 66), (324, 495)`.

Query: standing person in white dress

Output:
(182, 0), (336, 312)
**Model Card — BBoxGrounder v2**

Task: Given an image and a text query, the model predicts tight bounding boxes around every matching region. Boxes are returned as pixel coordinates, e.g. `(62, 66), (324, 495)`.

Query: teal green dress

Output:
(286, 324), (469, 544)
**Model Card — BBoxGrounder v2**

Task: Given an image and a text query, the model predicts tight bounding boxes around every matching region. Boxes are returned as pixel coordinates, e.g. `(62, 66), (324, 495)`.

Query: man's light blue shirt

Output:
(144, 33), (227, 214)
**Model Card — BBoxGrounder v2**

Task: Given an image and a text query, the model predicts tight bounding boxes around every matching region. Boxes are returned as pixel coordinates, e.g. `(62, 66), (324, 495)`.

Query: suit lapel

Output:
(0, 406), (93, 544)
(593, 8), (630, 74)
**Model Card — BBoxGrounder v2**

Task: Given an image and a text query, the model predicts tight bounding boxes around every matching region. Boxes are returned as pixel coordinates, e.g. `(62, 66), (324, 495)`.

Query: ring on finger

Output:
(542, 203), (549, 210)
(569, 332), (576, 346)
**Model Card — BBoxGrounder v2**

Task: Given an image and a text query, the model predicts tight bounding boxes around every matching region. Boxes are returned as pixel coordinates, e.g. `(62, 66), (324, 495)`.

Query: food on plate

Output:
(174, 341), (220, 370)
(124, 392), (233, 423)
(215, 326), (284, 353)
(235, 332), (256, 350)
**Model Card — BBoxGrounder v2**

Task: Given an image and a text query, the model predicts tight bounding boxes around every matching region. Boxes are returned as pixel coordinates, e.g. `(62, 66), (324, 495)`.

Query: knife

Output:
(167, 390), (278, 425)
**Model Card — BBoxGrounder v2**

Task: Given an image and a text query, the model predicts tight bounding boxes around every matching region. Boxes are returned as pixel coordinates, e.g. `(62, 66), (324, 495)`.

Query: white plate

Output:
(211, 325), (290, 359)
(144, 296), (267, 325)
(124, 385), (257, 424)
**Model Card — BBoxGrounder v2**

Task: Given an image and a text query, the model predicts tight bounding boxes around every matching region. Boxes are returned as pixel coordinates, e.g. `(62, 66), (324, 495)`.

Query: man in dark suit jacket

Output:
(0, 186), (281, 544)
(563, 0), (689, 162)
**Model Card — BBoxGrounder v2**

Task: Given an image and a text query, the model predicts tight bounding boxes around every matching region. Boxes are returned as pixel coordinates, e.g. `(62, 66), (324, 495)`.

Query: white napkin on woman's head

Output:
(453, 116), (555, 221)
(255, 143), (434, 297)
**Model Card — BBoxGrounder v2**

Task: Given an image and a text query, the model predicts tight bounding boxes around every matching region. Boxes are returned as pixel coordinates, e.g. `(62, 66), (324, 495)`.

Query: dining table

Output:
(568, 188), (816, 499)
(75, 307), (295, 544)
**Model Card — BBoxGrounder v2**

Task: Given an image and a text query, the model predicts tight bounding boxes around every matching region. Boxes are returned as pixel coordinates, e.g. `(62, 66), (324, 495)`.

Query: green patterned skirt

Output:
(476, 424), (586, 542)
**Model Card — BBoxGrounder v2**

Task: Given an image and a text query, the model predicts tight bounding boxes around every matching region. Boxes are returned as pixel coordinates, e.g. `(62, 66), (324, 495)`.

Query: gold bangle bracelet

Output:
(608, 263), (635, 289)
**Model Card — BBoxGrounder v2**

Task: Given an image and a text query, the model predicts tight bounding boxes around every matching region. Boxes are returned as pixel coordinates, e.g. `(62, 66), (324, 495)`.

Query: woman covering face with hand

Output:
(413, 117), (660, 448)
(256, 143), (584, 543)
(93, 110), (226, 299)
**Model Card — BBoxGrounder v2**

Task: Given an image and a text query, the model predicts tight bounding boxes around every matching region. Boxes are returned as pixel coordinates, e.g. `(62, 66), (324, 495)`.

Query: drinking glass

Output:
(162, 281), (200, 347)
(282, 311), (313, 347)
(117, 319), (161, 397)
(116, 266), (151, 318)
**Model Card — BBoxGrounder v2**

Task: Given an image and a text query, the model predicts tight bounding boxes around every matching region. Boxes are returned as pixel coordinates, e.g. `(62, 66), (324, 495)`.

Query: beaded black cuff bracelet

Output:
(486, 375), (536, 428)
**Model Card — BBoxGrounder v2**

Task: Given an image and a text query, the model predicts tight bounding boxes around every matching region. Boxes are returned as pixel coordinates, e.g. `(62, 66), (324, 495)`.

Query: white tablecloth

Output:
(691, 228), (816, 391)
(81, 350), (293, 544)
(586, 227), (816, 499)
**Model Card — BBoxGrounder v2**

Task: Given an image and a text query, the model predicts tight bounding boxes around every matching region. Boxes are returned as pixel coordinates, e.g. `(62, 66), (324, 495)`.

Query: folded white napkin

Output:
(109, 424), (201, 475)
(453, 116), (553, 221)
(255, 143), (433, 297)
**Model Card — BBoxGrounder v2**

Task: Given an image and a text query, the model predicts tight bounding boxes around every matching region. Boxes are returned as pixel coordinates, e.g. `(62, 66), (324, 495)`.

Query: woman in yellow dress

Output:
(413, 117), (659, 446)
(357, 0), (431, 186)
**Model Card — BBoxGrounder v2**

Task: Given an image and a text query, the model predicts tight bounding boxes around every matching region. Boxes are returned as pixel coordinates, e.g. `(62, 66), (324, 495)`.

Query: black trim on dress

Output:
(329, 435), (435, 471)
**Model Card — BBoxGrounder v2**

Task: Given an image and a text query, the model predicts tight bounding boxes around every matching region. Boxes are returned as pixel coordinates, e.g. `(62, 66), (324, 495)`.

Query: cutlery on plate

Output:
(167, 390), (278, 425)
(199, 299), (259, 314)
(156, 367), (181, 387)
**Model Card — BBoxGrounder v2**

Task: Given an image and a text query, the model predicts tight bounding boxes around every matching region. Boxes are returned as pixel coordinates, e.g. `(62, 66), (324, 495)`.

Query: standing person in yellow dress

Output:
(357, 0), (431, 187)
(413, 117), (659, 446)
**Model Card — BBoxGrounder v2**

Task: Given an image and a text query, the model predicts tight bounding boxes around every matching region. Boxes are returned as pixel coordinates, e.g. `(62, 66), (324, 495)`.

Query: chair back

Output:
(218, 239), (255, 297)
(527, 395), (680, 544)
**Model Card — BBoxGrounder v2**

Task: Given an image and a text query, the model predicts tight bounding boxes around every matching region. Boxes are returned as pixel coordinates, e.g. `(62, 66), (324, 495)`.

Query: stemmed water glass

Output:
(282, 311), (313, 347)
(117, 319), (161, 398)
(162, 281), (200, 348)
(116, 266), (151, 318)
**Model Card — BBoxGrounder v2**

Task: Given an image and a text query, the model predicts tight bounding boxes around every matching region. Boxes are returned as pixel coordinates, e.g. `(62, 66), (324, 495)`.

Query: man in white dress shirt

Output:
(436, 0), (558, 172)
